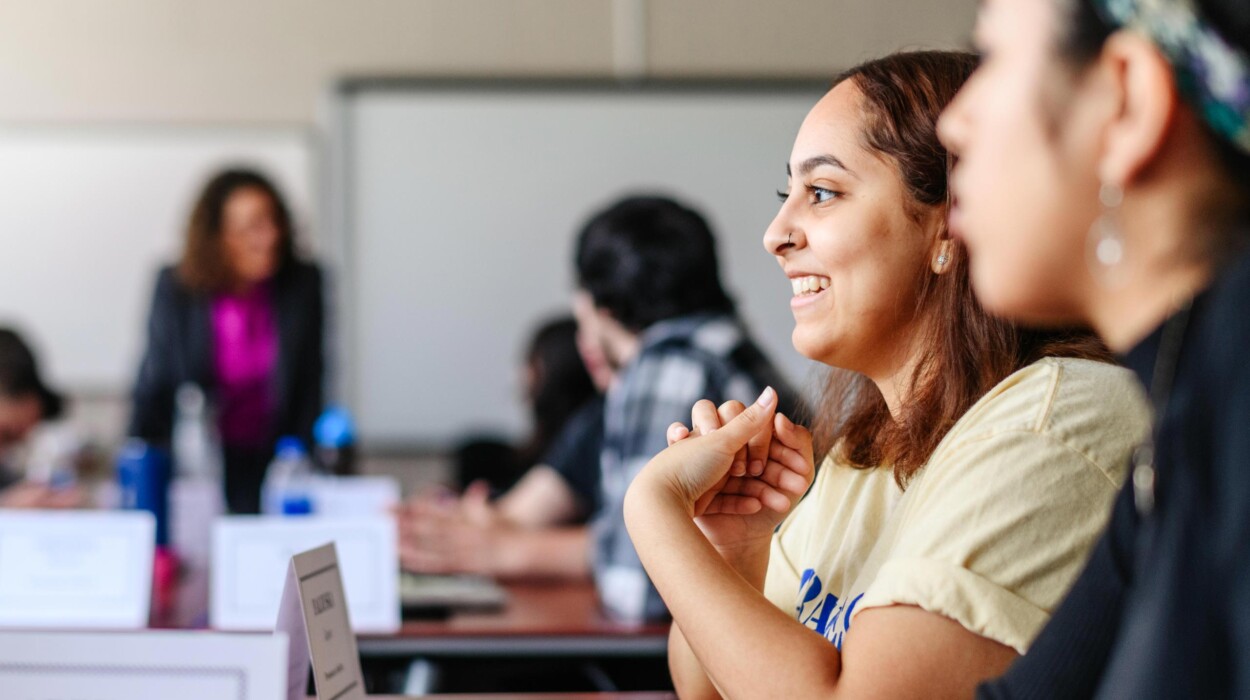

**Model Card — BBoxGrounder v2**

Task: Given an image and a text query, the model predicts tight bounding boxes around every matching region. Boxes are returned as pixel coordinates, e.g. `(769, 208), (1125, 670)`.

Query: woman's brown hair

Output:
(808, 51), (1113, 487)
(177, 168), (297, 293)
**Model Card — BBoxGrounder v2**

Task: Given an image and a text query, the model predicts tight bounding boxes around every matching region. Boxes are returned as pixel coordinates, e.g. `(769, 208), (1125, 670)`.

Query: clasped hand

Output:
(633, 387), (815, 553)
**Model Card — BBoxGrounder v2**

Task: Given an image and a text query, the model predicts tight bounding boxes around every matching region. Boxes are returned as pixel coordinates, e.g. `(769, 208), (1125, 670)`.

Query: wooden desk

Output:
(155, 565), (669, 659)
(358, 581), (670, 659)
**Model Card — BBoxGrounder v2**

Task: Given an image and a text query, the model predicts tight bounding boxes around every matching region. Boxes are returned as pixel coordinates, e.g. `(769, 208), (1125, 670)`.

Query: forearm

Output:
(670, 622), (723, 700)
(711, 538), (772, 591)
(493, 526), (591, 581)
(667, 536), (771, 699)
(625, 479), (841, 699)
(496, 466), (582, 528)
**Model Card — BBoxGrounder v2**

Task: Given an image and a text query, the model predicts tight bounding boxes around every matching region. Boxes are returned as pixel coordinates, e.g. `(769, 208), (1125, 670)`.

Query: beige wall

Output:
(0, 0), (976, 125)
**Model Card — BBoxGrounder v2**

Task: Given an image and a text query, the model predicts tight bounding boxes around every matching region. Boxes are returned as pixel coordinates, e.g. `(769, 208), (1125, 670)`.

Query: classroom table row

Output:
(156, 565), (669, 658)
(156, 558), (672, 694)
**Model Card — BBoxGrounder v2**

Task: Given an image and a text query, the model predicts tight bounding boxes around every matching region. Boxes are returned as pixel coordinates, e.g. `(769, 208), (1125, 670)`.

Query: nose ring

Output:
(787, 232), (793, 246)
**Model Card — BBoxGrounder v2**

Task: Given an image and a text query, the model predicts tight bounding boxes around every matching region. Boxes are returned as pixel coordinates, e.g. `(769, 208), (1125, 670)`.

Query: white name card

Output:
(0, 510), (154, 629)
(309, 475), (400, 517)
(277, 543), (366, 700)
(212, 515), (399, 633)
(0, 629), (286, 700)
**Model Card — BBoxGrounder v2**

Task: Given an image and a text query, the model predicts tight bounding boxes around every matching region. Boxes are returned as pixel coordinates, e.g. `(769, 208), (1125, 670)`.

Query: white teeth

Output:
(790, 275), (830, 297)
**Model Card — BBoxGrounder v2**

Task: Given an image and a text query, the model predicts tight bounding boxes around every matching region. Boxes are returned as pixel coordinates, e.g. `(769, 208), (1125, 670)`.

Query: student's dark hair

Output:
(575, 195), (735, 332)
(0, 328), (63, 420)
(1054, 0), (1250, 209)
(455, 316), (598, 492)
(177, 168), (298, 293)
(808, 51), (1113, 487)
(523, 316), (597, 463)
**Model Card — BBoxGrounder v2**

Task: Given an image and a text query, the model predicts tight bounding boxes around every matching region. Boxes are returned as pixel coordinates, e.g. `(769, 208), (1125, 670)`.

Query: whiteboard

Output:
(0, 126), (315, 394)
(333, 81), (826, 447)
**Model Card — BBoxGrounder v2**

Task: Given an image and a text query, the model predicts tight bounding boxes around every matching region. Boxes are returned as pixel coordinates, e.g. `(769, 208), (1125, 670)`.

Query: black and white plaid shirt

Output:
(592, 312), (798, 622)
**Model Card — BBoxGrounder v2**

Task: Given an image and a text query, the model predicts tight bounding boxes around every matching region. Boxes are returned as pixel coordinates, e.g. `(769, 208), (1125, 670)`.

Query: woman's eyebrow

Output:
(787, 154), (858, 179)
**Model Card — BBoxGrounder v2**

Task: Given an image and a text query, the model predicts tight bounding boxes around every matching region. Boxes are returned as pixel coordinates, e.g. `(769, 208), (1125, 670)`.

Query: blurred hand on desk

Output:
(396, 481), (501, 576)
(395, 479), (591, 581)
(0, 480), (86, 509)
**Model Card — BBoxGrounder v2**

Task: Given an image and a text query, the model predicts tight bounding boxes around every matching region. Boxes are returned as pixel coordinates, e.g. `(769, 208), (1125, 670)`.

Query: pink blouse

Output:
(211, 285), (278, 448)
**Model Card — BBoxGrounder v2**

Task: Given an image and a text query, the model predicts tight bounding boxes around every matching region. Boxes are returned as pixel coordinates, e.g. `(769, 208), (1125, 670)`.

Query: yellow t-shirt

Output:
(764, 357), (1150, 653)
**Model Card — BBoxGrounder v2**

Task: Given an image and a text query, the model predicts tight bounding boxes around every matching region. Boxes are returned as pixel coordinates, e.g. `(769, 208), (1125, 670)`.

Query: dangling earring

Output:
(1088, 182), (1126, 287)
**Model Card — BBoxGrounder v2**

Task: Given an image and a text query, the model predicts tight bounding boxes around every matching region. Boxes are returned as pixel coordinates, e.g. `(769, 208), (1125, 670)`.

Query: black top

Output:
(0, 463), (19, 491)
(543, 395), (605, 519)
(979, 248), (1250, 698)
(128, 261), (326, 453)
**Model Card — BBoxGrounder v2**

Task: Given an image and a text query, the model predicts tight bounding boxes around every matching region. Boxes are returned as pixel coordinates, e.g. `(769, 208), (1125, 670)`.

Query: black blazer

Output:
(128, 261), (325, 449)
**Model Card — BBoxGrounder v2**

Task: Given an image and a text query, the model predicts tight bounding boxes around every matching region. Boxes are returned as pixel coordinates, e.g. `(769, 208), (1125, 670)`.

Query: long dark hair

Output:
(807, 52), (1113, 487)
(521, 317), (598, 464)
(177, 168), (298, 293)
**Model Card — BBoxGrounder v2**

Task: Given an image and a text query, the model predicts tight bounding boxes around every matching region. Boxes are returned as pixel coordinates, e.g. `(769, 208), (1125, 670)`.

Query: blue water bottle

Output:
(261, 437), (315, 516)
(115, 439), (172, 545)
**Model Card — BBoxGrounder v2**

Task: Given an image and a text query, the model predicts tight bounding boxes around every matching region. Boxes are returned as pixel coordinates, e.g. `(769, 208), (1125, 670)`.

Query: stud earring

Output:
(935, 242), (952, 271)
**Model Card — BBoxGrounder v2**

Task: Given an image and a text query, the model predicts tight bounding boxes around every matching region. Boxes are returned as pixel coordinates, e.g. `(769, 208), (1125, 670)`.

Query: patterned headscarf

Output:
(1095, 0), (1250, 153)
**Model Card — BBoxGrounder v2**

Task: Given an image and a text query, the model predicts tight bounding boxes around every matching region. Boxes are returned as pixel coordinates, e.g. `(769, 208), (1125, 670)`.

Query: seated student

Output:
(401, 196), (798, 619)
(128, 168), (325, 514)
(0, 328), (82, 508)
(396, 316), (609, 577)
(451, 316), (602, 500)
(622, 51), (1151, 698)
(576, 194), (799, 622)
(937, 0), (1250, 695)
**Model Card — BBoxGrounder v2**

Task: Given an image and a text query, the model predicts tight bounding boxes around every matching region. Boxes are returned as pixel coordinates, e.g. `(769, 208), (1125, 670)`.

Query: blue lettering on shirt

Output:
(794, 569), (865, 650)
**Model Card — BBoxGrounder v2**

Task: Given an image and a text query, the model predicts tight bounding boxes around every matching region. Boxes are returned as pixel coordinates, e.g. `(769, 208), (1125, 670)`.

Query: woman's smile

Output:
(789, 273), (831, 310)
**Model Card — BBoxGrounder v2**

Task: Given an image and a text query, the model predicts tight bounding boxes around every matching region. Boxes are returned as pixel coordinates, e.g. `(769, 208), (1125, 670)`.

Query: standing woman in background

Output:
(938, 0), (1250, 696)
(129, 168), (324, 514)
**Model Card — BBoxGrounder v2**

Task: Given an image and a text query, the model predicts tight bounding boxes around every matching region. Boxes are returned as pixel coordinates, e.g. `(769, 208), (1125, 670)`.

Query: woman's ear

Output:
(1096, 31), (1179, 188)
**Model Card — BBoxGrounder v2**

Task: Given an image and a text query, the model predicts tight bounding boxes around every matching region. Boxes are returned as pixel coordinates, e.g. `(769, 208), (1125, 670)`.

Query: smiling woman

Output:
(784, 54), (1119, 485)
(622, 51), (1153, 700)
